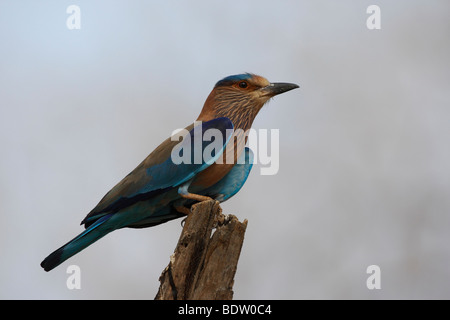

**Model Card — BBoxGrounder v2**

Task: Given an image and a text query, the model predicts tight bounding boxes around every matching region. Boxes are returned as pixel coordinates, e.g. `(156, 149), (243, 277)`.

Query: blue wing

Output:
(81, 117), (233, 227)
(126, 147), (254, 229)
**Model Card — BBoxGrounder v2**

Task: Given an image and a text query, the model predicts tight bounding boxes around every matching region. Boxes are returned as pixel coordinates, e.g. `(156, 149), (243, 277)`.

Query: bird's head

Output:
(197, 73), (299, 130)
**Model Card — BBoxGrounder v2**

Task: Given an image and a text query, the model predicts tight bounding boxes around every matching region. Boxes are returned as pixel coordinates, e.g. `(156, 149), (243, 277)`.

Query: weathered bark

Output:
(155, 200), (247, 300)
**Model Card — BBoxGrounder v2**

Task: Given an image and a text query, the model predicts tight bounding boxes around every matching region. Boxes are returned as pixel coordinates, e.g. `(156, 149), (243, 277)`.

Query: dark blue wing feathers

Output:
(82, 117), (233, 228)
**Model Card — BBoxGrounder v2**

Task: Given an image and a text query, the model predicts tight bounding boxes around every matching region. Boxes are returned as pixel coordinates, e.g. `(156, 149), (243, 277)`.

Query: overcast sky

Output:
(1, 0), (449, 299)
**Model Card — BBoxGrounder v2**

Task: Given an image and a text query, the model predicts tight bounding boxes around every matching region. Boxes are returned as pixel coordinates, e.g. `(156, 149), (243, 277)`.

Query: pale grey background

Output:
(1, 1), (449, 299)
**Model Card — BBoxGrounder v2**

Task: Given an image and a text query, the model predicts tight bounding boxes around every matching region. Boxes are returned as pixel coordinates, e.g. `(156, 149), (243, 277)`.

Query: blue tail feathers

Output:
(40, 214), (114, 272)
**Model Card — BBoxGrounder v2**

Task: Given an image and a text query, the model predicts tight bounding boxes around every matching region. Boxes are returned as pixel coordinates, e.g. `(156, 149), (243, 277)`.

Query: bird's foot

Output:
(174, 205), (191, 216)
(180, 216), (187, 227)
(175, 205), (191, 227)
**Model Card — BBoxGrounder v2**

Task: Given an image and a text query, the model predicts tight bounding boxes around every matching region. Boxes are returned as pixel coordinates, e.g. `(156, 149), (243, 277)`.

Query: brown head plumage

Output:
(197, 73), (299, 131)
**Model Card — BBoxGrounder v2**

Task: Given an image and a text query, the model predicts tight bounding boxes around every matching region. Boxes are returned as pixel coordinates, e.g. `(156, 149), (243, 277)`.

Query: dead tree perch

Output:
(155, 200), (248, 300)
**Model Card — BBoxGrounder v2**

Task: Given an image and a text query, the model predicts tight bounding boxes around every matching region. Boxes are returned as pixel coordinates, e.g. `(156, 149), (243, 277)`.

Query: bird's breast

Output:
(191, 162), (235, 188)
(192, 134), (246, 188)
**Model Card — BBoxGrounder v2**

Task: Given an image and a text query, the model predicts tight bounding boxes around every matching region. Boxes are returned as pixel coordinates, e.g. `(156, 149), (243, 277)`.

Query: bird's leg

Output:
(175, 190), (214, 223)
(173, 179), (215, 219)
(173, 180), (195, 216)
(179, 192), (213, 202)
(174, 205), (191, 216)
(174, 181), (214, 224)
(178, 180), (213, 202)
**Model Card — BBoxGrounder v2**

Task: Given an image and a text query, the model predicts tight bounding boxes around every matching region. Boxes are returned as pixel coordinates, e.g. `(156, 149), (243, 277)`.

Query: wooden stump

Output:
(155, 200), (248, 300)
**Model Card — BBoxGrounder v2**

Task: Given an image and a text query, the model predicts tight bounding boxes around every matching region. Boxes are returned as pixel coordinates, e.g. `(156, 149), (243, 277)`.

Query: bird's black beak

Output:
(260, 82), (299, 97)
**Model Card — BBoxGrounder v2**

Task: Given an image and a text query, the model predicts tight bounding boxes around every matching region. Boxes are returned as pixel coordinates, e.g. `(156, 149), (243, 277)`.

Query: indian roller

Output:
(41, 73), (299, 271)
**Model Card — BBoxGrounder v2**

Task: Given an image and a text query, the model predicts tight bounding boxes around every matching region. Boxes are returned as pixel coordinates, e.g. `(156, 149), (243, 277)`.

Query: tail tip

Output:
(40, 248), (64, 272)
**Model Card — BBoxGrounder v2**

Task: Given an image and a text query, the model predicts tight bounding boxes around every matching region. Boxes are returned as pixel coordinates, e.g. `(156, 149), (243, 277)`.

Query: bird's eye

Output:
(238, 81), (248, 88)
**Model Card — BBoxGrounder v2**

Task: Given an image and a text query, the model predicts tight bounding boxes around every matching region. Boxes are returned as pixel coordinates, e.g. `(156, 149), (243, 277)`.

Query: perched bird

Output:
(41, 73), (298, 271)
